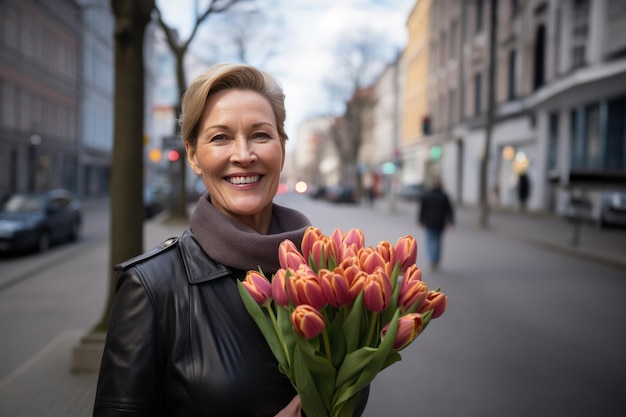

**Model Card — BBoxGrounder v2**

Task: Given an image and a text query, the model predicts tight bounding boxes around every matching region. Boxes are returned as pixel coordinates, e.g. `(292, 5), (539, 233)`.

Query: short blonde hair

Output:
(179, 62), (288, 149)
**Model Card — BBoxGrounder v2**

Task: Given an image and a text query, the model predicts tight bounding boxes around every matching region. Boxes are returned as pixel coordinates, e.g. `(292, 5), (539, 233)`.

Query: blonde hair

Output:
(179, 62), (288, 149)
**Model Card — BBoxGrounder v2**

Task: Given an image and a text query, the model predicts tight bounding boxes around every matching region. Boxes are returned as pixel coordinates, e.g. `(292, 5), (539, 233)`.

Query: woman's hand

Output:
(274, 395), (302, 417)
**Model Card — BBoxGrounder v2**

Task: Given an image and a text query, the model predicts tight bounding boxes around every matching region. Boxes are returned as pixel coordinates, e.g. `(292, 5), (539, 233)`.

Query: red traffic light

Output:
(167, 150), (180, 162)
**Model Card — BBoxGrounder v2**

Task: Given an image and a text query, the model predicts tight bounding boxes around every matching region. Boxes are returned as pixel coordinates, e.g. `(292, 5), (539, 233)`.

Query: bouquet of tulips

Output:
(237, 226), (447, 417)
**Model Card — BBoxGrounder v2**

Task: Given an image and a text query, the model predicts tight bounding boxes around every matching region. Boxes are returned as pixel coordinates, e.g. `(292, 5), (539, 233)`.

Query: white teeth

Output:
(228, 175), (260, 185)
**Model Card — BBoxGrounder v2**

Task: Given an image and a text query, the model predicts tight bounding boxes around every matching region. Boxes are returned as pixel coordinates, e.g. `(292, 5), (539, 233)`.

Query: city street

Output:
(0, 193), (625, 416)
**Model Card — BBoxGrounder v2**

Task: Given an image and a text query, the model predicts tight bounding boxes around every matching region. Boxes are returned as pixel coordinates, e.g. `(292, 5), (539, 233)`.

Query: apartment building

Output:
(414, 0), (626, 214)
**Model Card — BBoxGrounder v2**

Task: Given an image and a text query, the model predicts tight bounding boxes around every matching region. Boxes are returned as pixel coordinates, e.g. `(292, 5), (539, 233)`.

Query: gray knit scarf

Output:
(189, 193), (311, 274)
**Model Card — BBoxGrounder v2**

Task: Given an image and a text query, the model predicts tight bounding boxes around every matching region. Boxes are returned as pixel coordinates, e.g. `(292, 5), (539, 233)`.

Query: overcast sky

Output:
(156, 0), (414, 150)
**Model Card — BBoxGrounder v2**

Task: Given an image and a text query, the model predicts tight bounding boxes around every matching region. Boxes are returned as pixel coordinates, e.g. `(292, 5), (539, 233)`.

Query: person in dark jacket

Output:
(94, 63), (369, 417)
(418, 176), (454, 271)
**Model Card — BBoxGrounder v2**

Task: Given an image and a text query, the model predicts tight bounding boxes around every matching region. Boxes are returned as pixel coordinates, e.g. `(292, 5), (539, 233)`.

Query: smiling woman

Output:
(94, 63), (369, 417)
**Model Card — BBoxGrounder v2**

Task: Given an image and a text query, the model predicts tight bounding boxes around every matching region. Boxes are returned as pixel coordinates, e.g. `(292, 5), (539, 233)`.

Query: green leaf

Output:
(293, 333), (336, 379)
(334, 309), (401, 406)
(334, 346), (377, 389)
(236, 281), (286, 369)
(380, 351), (402, 371)
(293, 347), (331, 417)
(276, 305), (295, 377)
(328, 313), (347, 369)
(343, 293), (364, 354)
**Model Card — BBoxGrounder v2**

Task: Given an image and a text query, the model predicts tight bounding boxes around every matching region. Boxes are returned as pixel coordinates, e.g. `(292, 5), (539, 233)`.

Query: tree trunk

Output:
(97, 0), (155, 331)
(72, 0), (154, 373)
(479, 0), (498, 228)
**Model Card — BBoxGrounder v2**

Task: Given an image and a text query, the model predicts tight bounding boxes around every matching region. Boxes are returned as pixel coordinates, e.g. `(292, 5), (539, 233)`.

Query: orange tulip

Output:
(309, 236), (338, 271)
(279, 239), (307, 271)
(332, 228), (365, 262)
(381, 313), (424, 350)
(271, 268), (292, 308)
(301, 226), (324, 260)
(362, 268), (393, 312)
(358, 247), (387, 274)
(242, 270), (272, 307)
(394, 235), (417, 272)
(420, 290), (448, 319)
(291, 304), (326, 339)
(375, 240), (396, 269)
(398, 266), (428, 312)
(286, 265), (327, 310)
(319, 268), (351, 308)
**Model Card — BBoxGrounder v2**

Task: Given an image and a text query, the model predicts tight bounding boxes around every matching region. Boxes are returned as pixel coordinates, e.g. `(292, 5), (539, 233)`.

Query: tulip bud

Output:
(381, 313), (424, 350)
(398, 268), (428, 313)
(242, 271), (272, 307)
(286, 265), (327, 310)
(319, 268), (351, 308)
(301, 226), (324, 261)
(358, 247), (387, 274)
(309, 236), (338, 271)
(271, 268), (291, 308)
(362, 268), (393, 312)
(291, 304), (326, 339)
(375, 240), (395, 266)
(279, 239), (307, 271)
(394, 235), (417, 272)
(420, 290), (447, 319)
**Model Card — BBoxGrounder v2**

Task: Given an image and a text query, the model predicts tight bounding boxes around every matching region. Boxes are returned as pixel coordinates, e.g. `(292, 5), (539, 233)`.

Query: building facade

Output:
(0, 0), (82, 198)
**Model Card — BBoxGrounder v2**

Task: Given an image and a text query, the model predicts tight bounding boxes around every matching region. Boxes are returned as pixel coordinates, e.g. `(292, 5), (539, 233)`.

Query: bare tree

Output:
(154, 0), (242, 218)
(325, 27), (394, 188)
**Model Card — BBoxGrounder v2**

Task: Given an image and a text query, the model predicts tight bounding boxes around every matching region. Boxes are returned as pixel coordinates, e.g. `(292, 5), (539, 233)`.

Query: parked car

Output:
(325, 185), (358, 204)
(399, 183), (425, 201)
(598, 191), (626, 228)
(0, 189), (82, 253)
(144, 186), (168, 219)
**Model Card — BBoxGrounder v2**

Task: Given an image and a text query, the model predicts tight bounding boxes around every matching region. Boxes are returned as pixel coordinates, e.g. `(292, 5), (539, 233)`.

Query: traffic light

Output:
(430, 145), (442, 160)
(167, 149), (180, 162)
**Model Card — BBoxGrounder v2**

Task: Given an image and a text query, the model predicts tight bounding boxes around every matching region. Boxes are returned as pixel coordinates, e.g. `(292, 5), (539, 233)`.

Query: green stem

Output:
(364, 311), (378, 347)
(266, 306), (290, 368)
(322, 328), (332, 363)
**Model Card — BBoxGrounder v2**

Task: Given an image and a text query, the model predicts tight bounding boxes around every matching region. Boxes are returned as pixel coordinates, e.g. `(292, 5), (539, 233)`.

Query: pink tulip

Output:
(242, 271), (272, 307)
(362, 268), (393, 312)
(375, 240), (396, 271)
(332, 228), (365, 262)
(398, 266), (428, 312)
(319, 268), (351, 308)
(291, 304), (326, 339)
(394, 235), (417, 272)
(279, 239), (307, 271)
(271, 268), (292, 308)
(301, 226), (324, 260)
(419, 290), (448, 319)
(286, 265), (327, 310)
(358, 247), (387, 274)
(310, 236), (338, 270)
(381, 313), (424, 350)
(347, 268), (367, 303)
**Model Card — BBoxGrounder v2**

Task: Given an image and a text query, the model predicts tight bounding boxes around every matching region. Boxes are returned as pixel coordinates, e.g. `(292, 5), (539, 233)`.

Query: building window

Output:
(547, 112), (559, 170)
(571, 0), (589, 70)
(475, 0), (484, 35)
(474, 72), (483, 116)
(508, 49), (517, 100)
(511, 0), (520, 19)
(585, 104), (601, 169)
(533, 24), (546, 90)
(606, 97), (626, 170)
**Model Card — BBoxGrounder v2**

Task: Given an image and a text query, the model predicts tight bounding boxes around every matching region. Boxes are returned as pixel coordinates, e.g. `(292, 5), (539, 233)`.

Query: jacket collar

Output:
(178, 229), (232, 284)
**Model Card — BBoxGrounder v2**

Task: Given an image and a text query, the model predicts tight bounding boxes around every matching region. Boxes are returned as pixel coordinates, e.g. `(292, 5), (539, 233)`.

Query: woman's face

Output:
(186, 88), (285, 233)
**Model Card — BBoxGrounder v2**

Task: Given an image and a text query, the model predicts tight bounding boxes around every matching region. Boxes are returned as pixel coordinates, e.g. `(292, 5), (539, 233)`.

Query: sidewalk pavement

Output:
(0, 199), (624, 417)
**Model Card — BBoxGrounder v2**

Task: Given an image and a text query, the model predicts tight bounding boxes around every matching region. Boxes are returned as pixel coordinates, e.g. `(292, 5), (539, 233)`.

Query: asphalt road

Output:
(0, 193), (624, 416)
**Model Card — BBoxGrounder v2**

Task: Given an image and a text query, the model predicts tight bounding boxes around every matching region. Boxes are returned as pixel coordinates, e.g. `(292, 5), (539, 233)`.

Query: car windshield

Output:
(3, 194), (45, 213)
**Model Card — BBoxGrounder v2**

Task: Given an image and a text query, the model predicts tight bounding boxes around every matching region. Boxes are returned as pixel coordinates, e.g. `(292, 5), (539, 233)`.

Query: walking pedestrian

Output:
(418, 176), (454, 271)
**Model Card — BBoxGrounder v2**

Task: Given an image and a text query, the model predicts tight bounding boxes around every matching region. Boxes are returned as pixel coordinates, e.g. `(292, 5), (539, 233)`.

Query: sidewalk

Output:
(0, 200), (623, 416)
(381, 197), (626, 271)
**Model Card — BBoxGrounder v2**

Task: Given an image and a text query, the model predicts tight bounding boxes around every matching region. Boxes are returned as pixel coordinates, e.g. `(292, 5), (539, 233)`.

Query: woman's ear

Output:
(185, 142), (202, 175)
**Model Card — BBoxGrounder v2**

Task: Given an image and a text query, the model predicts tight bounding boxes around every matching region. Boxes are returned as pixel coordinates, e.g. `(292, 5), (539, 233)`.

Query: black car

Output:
(0, 189), (82, 253)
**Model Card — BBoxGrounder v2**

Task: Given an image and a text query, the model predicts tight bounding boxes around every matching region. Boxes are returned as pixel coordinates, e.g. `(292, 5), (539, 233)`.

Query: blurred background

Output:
(1, 1), (626, 416)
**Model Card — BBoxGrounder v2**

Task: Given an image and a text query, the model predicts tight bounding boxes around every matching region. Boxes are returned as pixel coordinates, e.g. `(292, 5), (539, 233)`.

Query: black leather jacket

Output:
(94, 229), (369, 417)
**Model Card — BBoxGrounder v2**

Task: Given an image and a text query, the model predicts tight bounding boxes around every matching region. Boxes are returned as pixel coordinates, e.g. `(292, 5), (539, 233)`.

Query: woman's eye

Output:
(210, 134), (228, 142)
(252, 132), (271, 140)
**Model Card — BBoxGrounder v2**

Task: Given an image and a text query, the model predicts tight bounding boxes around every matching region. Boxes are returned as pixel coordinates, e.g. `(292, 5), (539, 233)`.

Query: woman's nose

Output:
(230, 137), (256, 164)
